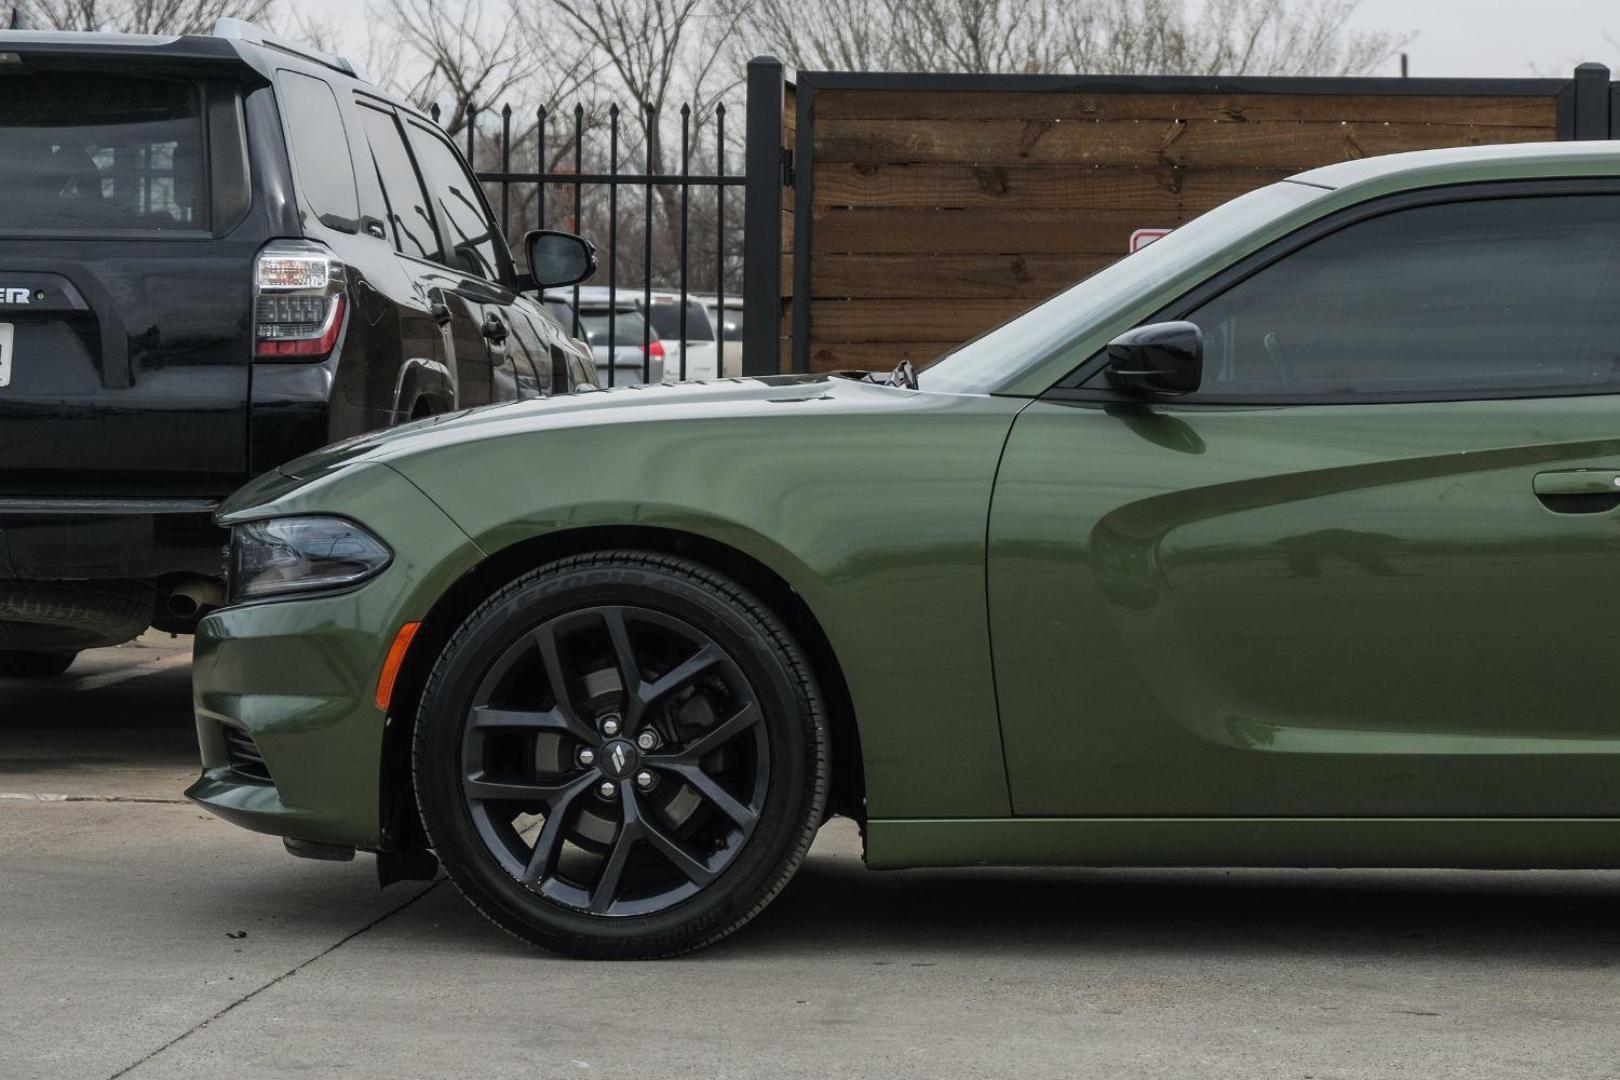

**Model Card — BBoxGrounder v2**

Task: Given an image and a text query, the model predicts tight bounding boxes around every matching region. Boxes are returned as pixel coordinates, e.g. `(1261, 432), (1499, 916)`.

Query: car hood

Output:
(261, 372), (917, 484)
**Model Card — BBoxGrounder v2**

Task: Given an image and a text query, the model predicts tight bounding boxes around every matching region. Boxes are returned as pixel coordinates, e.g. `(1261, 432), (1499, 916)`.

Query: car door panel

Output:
(990, 397), (1620, 818)
(989, 187), (1620, 820)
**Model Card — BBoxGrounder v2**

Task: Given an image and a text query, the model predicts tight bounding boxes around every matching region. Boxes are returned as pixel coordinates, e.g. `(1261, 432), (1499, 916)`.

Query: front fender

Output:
(389, 391), (1027, 819)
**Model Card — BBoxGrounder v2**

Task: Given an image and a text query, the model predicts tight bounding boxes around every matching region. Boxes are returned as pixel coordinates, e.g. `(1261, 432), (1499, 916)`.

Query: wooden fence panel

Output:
(796, 82), (1566, 373)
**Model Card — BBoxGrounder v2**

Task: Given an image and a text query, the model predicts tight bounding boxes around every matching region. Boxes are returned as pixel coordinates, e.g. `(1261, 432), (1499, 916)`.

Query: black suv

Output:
(0, 20), (599, 676)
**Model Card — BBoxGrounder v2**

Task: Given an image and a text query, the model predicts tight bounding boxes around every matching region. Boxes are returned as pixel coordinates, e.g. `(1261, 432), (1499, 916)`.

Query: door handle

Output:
(360, 215), (388, 240)
(1533, 469), (1620, 512)
(428, 300), (452, 326)
(481, 313), (508, 343)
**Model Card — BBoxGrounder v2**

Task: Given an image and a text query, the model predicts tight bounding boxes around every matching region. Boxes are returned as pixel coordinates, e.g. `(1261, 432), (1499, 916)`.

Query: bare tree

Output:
(364, 0), (544, 137)
(14, 0), (272, 32)
(726, 0), (1401, 77)
(517, 0), (742, 282)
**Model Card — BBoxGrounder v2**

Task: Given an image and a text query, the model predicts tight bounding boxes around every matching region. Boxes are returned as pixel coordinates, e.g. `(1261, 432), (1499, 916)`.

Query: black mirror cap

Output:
(526, 229), (598, 290)
(1105, 321), (1203, 397)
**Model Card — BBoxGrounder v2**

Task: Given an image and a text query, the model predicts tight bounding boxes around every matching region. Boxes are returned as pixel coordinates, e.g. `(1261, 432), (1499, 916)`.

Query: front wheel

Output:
(413, 552), (829, 958)
(0, 650), (78, 678)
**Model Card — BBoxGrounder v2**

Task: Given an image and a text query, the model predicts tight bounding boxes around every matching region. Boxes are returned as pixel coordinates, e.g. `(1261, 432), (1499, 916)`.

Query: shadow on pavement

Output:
(8, 639), (1620, 966)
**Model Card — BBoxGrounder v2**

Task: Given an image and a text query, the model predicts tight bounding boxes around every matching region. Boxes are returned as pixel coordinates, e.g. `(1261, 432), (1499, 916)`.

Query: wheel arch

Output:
(377, 524), (865, 855)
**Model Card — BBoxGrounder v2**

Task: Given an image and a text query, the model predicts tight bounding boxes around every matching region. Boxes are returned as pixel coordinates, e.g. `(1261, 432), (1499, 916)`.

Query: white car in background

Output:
(693, 293), (742, 378)
(543, 292), (665, 387)
(559, 287), (720, 381)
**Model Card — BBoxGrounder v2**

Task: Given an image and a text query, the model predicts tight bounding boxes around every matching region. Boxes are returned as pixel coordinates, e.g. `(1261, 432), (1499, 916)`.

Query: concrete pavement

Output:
(4, 639), (1620, 1079)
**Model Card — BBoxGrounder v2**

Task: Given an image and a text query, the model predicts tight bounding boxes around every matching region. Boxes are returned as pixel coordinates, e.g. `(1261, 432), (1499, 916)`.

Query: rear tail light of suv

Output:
(254, 240), (348, 360)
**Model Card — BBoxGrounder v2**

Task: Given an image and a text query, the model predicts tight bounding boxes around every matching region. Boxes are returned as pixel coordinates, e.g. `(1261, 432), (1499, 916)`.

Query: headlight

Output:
(230, 516), (392, 601)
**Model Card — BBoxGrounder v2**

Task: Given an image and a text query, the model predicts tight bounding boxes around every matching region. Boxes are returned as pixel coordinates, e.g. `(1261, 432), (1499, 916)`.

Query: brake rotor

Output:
(537, 660), (737, 856)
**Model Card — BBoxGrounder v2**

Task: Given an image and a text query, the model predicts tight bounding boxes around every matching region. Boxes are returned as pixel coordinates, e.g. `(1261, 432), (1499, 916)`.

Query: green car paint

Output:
(191, 141), (1620, 870)
(193, 462), (485, 845)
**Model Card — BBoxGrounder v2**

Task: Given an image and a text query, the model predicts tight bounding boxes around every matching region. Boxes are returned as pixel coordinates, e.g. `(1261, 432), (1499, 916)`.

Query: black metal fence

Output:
(434, 99), (747, 386)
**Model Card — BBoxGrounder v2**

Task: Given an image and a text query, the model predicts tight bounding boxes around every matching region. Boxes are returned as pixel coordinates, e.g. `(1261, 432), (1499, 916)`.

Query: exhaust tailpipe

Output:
(165, 576), (225, 620)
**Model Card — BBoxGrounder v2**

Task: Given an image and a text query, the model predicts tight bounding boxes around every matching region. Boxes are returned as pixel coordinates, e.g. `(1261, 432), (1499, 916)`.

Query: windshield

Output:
(919, 182), (1325, 394)
(0, 71), (208, 234)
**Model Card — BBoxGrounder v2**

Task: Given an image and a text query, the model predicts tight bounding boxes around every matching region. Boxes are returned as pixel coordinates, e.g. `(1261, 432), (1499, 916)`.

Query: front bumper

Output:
(186, 462), (483, 849)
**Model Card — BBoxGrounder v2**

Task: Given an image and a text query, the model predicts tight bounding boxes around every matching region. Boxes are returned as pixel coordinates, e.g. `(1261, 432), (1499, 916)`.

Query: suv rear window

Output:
(647, 299), (714, 342)
(0, 71), (208, 233)
(278, 71), (359, 229)
(579, 310), (651, 347)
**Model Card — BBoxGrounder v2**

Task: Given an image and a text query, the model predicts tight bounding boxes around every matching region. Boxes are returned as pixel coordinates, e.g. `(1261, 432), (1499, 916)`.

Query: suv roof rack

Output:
(213, 16), (365, 82)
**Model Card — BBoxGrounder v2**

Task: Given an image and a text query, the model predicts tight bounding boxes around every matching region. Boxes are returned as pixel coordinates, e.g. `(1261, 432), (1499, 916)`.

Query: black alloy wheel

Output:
(414, 552), (828, 958)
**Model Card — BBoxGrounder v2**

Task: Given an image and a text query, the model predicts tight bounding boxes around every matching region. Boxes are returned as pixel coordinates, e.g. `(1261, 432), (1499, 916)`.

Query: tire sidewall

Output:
(415, 555), (825, 956)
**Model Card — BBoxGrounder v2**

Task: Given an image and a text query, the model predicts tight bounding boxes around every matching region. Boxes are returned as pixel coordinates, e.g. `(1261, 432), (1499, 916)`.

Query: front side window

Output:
(277, 71), (359, 228)
(1180, 194), (1620, 400)
(405, 121), (505, 281)
(0, 71), (208, 233)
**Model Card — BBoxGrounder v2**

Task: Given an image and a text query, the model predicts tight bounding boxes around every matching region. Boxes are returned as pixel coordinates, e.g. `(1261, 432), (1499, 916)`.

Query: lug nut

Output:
(635, 731), (657, 751)
(576, 747), (596, 767)
(600, 716), (621, 737)
(598, 780), (618, 799)
(635, 770), (654, 790)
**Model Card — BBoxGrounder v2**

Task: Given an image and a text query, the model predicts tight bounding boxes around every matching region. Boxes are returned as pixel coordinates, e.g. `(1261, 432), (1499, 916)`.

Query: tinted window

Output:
(278, 72), (359, 226)
(356, 105), (437, 260)
(406, 121), (504, 280)
(579, 310), (651, 347)
(0, 71), (207, 233)
(714, 305), (742, 339)
(646, 299), (714, 341)
(1182, 195), (1620, 399)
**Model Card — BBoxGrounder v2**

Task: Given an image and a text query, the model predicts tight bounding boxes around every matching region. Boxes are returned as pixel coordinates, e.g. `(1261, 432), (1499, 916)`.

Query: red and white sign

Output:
(1129, 228), (1173, 253)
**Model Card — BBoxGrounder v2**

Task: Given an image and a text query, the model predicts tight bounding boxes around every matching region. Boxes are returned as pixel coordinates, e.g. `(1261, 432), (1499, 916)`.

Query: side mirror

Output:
(525, 230), (597, 289)
(1105, 321), (1202, 397)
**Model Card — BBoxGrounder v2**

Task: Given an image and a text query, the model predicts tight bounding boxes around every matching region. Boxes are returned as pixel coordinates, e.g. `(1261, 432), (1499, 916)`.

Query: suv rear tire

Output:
(412, 552), (829, 959)
(0, 579), (153, 651)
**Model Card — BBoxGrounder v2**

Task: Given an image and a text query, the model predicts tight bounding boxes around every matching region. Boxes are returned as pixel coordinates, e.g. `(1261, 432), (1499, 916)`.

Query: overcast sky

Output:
(1347, 0), (1616, 76)
(288, 0), (1619, 81)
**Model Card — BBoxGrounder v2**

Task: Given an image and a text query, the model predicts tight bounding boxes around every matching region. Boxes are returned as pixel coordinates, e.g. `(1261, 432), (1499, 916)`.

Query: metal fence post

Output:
(1573, 63), (1611, 140)
(743, 56), (786, 377)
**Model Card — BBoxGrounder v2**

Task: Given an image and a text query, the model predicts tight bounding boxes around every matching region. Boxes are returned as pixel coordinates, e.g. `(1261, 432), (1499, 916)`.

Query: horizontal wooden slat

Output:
(810, 207), (1193, 255)
(809, 298), (1033, 343)
(814, 118), (1551, 168)
(811, 252), (1114, 299)
(813, 162), (1290, 211)
(808, 340), (962, 372)
(815, 89), (1561, 127)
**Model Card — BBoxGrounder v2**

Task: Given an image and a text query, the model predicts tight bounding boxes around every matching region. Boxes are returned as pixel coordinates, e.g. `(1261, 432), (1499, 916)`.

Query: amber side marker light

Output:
(375, 622), (421, 712)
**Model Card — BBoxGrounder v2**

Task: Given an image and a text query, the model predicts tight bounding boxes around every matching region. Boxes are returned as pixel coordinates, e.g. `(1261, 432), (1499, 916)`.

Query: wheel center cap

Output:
(599, 739), (639, 779)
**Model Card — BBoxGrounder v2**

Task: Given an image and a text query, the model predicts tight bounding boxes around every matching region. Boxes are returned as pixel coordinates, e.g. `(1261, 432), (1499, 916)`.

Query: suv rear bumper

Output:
(0, 499), (224, 580)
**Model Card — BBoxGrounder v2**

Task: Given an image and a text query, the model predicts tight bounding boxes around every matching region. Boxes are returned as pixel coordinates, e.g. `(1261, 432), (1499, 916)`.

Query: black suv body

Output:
(0, 22), (597, 672)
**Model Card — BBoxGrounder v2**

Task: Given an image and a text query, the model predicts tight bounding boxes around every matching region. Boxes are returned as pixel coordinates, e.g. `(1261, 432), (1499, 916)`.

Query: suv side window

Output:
(355, 104), (437, 261)
(1171, 195), (1620, 401)
(405, 120), (507, 282)
(277, 71), (359, 228)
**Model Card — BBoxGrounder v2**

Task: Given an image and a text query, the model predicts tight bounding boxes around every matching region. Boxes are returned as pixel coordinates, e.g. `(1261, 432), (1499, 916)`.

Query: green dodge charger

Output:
(193, 141), (1620, 957)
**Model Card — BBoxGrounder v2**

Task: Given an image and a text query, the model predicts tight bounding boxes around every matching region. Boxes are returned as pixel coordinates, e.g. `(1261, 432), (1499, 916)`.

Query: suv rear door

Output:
(399, 116), (527, 408)
(0, 64), (263, 498)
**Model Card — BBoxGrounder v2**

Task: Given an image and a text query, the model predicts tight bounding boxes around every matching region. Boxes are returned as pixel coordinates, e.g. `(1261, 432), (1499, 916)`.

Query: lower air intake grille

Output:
(222, 725), (272, 783)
